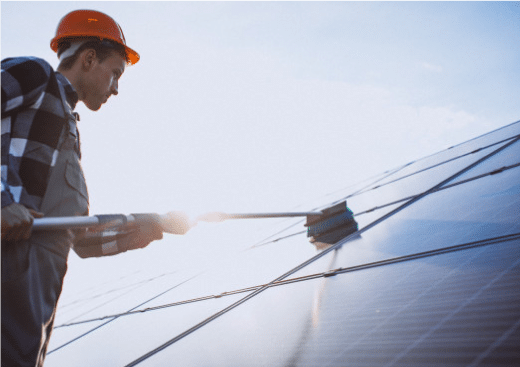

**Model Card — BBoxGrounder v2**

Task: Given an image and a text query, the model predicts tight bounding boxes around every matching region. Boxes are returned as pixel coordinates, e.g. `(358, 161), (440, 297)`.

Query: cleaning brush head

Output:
(305, 201), (358, 245)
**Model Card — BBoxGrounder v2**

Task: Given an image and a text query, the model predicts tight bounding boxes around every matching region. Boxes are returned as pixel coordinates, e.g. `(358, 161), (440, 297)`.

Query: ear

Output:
(81, 49), (97, 71)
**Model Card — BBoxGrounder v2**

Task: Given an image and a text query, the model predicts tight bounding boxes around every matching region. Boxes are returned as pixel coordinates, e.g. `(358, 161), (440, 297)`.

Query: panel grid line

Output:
(54, 232), (520, 329)
(344, 134), (519, 200)
(47, 274), (201, 354)
(252, 160), (520, 248)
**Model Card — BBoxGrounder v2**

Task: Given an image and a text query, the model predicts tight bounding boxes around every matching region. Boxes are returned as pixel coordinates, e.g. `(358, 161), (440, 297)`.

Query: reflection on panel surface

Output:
(139, 238), (520, 367)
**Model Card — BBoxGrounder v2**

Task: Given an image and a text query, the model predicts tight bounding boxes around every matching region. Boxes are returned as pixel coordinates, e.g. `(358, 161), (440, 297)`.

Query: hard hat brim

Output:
(123, 45), (140, 65)
(51, 35), (140, 65)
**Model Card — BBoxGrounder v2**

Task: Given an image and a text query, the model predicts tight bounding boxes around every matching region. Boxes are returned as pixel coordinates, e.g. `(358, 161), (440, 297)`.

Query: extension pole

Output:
(32, 211), (324, 231)
(214, 211), (323, 219)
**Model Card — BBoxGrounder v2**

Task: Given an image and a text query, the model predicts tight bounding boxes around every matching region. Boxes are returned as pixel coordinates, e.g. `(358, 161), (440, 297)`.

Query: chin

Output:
(84, 101), (103, 111)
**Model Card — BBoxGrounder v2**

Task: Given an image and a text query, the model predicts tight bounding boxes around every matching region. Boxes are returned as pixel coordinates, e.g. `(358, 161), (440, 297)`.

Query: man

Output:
(1, 10), (186, 366)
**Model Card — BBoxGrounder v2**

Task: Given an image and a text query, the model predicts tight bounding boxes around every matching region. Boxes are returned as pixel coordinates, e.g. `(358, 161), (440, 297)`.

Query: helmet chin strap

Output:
(58, 40), (88, 61)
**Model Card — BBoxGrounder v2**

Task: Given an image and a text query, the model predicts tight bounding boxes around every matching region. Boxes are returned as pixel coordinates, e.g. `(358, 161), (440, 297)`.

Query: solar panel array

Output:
(46, 120), (520, 366)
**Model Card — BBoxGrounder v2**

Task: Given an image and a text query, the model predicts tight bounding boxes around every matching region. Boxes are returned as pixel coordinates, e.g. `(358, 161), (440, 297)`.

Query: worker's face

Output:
(80, 50), (126, 111)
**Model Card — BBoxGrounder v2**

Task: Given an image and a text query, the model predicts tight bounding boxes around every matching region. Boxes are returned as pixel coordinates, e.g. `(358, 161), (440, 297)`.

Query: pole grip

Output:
(32, 215), (136, 231)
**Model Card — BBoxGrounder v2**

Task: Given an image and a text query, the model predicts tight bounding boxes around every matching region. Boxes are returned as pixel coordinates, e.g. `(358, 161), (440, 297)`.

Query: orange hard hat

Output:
(50, 9), (140, 65)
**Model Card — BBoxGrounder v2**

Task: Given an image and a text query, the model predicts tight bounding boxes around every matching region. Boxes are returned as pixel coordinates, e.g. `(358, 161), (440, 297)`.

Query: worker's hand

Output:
(161, 211), (194, 235)
(116, 214), (165, 251)
(1, 203), (43, 242)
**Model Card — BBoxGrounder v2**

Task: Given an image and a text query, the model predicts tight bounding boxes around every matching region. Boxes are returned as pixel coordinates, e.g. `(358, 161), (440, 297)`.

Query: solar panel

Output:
(45, 121), (520, 366)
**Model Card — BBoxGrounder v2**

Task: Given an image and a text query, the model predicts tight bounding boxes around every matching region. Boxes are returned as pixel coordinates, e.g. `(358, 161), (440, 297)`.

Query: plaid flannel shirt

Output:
(1, 56), (80, 211)
(2, 57), (160, 256)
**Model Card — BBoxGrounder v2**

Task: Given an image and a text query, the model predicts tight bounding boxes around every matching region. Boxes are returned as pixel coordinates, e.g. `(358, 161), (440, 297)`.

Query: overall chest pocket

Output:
(64, 160), (90, 214)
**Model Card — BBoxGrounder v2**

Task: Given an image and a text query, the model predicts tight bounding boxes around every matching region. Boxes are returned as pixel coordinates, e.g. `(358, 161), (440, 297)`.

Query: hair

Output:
(57, 37), (128, 70)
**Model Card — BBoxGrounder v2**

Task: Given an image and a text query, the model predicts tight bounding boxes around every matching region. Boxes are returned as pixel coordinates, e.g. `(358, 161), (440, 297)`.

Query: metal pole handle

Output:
(32, 214), (137, 231)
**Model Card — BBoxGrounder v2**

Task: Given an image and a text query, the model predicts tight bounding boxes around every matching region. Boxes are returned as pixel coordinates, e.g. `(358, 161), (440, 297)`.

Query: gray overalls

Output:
(1, 85), (89, 367)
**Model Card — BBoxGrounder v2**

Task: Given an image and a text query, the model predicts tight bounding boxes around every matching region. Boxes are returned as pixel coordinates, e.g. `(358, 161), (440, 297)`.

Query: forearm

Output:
(73, 241), (122, 258)
(72, 241), (106, 258)
(73, 231), (133, 258)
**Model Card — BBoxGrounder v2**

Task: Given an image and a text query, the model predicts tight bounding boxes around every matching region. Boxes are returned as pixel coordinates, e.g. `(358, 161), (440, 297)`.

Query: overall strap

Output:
(56, 78), (81, 158)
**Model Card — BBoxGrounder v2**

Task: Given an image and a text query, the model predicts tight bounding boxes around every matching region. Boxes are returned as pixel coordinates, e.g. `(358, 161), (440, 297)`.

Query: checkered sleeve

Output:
(1, 57), (52, 115)
(1, 57), (54, 208)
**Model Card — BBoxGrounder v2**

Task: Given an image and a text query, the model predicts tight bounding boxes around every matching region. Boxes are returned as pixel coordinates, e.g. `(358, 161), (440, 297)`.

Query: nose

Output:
(111, 79), (119, 96)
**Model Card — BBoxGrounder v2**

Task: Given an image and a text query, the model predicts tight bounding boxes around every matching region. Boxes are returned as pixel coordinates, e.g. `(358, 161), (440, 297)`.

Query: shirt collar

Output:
(56, 72), (79, 111)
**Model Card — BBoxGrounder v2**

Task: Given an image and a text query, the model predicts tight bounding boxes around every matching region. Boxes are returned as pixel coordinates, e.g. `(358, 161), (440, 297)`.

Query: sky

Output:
(2, 1), (520, 364)
(2, 2), (519, 217)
